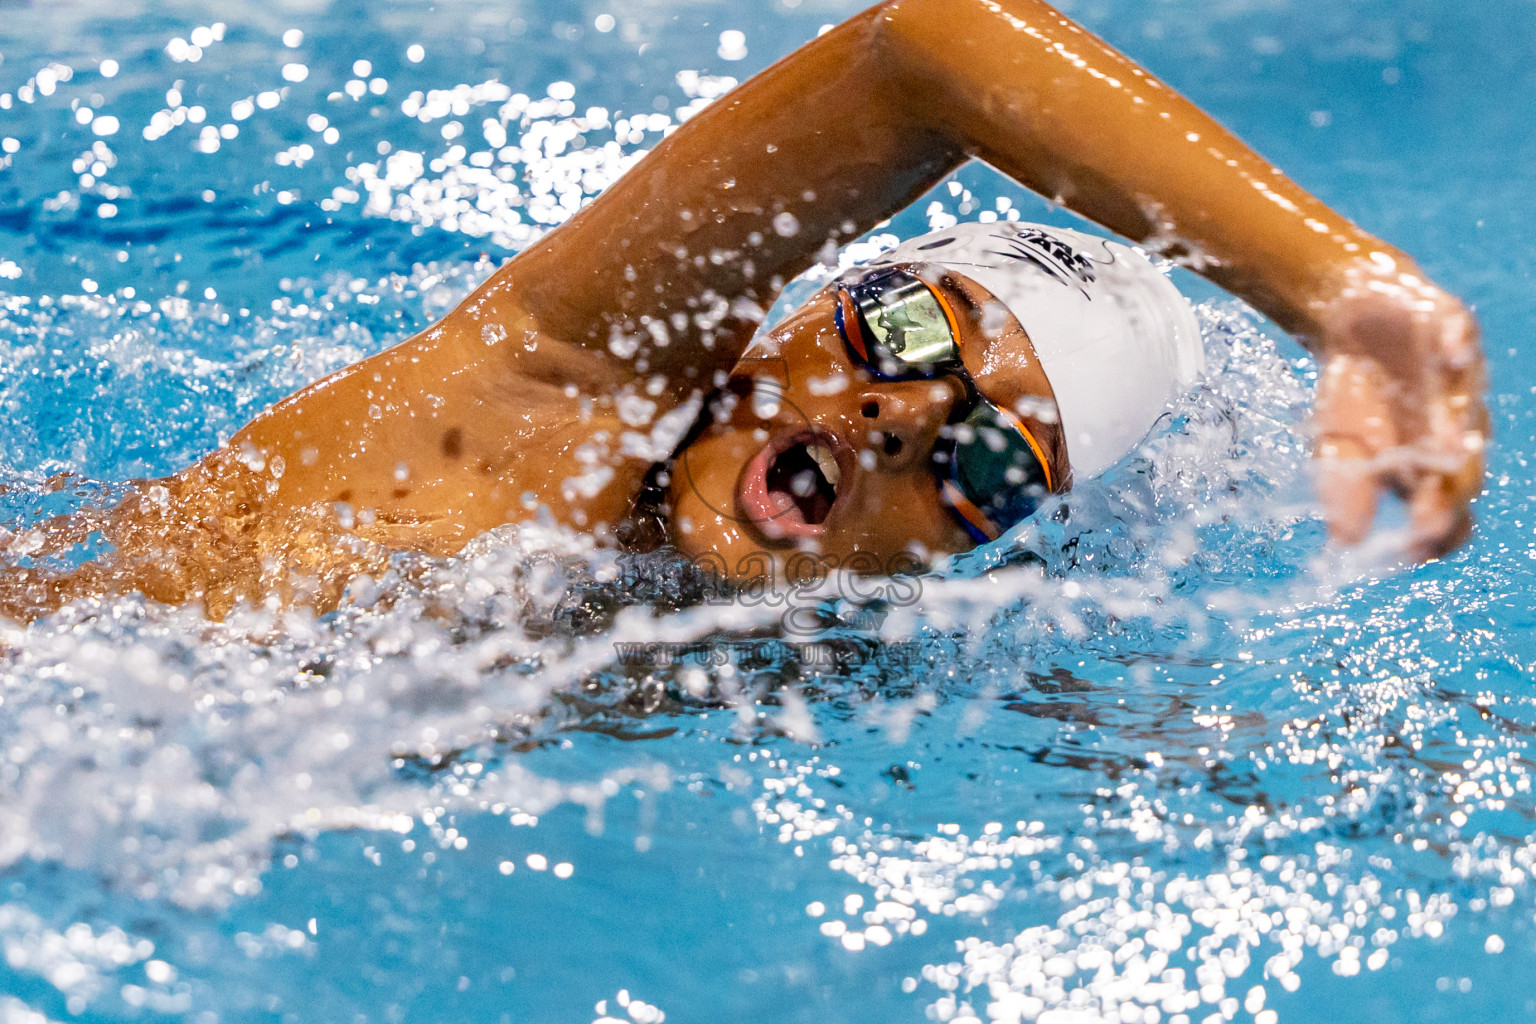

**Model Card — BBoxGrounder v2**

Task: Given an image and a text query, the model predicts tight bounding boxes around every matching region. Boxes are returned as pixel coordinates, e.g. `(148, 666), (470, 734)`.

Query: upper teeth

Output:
(808, 443), (840, 488)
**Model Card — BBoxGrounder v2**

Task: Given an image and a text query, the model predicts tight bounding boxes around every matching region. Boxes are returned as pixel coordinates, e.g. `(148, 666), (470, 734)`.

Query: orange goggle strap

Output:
(835, 289), (872, 364)
(991, 403), (1055, 495)
(940, 479), (1003, 542)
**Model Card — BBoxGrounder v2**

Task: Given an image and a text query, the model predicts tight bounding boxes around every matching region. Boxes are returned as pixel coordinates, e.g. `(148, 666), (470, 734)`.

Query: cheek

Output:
(664, 426), (761, 555)
(847, 469), (975, 557)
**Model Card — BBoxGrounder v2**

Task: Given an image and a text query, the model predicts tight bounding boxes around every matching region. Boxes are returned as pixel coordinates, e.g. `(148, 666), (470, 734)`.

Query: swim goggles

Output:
(833, 266), (1058, 543)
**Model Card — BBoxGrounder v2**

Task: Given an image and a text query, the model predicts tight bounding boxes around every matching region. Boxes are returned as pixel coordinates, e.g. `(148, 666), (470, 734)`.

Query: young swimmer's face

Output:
(665, 270), (1070, 573)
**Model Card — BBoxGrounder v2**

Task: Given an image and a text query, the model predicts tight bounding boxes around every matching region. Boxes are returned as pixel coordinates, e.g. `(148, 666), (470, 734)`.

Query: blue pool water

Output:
(2, 1), (1535, 1022)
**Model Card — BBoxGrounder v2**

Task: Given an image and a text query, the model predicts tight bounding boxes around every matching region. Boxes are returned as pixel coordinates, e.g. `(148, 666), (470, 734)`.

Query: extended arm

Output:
(518, 0), (1392, 349)
(504, 0), (1483, 555)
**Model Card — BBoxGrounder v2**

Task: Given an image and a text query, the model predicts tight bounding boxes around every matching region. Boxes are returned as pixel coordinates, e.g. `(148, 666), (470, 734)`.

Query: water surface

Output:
(1, 1), (1534, 1022)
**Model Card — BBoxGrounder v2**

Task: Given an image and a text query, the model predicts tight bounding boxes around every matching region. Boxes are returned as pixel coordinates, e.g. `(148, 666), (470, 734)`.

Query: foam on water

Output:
(0, 4), (1533, 1022)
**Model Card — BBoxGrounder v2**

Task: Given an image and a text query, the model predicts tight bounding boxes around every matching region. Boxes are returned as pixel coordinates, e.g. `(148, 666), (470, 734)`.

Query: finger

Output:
(1314, 437), (1380, 546)
(1435, 429), (1488, 516)
(1402, 418), (1484, 563)
(1399, 391), (1486, 561)
(1432, 295), (1482, 372)
(1315, 355), (1399, 453)
(1406, 470), (1474, 562)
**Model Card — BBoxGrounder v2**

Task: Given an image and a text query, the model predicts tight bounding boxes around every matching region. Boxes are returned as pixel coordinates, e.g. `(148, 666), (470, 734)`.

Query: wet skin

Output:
(0, 0), (1487, 618)
(669, 270), (1068, 574)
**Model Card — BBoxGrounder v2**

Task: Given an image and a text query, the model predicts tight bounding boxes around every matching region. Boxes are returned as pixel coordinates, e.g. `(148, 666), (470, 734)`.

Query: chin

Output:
(663, 424), (973, 580)
(663, 470), (942, 584)
(663, 466), (780, 577)
(665, 420), (856, 570)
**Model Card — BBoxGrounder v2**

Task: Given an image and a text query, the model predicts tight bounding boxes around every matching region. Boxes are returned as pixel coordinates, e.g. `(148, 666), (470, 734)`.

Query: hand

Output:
(1312, 275), (1488, 562)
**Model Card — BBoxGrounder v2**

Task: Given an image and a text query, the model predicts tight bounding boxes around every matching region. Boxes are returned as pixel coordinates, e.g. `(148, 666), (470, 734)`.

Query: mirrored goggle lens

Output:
(939, 404), (1054, 542)
(840, 270), (959, 375)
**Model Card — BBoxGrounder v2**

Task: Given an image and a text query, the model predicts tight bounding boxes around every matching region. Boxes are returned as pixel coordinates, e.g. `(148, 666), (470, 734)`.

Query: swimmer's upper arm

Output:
(505, 0), (1409, 389)
(505, 4), (962, 388)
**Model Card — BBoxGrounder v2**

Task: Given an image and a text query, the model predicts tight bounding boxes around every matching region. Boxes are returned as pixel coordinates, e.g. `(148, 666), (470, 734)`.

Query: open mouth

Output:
(738, 432), (845, 540)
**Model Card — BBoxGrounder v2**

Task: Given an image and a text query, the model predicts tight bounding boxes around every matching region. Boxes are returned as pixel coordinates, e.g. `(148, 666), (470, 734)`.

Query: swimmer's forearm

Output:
(878, 0), (1424, 341)
(873, 1), (1482, 563)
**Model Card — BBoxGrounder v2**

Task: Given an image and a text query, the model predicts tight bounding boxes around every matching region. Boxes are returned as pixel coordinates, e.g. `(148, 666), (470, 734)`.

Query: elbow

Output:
(863, 0), (962, 145)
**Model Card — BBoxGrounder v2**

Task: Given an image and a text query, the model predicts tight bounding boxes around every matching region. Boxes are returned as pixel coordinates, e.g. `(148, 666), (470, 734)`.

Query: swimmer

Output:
(5, 0), (1488, 618)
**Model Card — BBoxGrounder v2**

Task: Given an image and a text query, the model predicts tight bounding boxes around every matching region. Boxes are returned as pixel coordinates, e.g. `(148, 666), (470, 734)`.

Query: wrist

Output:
(1314, 250), (1463, 355)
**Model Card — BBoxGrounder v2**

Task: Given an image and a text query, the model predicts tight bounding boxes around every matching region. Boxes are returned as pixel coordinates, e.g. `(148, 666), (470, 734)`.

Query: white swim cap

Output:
(859, 222), (1204, 480)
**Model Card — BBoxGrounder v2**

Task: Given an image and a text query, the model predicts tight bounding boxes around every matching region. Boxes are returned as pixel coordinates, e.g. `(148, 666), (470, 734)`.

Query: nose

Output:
(855, 377), (965, 469)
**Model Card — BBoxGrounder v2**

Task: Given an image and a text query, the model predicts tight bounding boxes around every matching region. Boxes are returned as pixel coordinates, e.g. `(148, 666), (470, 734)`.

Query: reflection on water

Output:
(0, 1), (1533, 1022)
